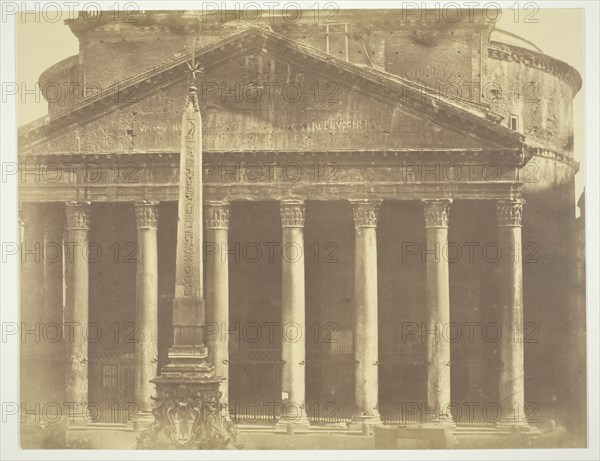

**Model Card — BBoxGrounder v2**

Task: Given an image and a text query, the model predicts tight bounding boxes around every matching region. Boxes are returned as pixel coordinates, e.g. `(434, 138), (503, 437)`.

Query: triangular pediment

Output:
(19, 27), (524, 155)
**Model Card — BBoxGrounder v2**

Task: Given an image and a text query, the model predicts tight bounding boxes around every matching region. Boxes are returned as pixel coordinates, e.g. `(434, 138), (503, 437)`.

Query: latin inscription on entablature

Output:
(18, 157), (520, 190)
(281, 118), (380, 132)
(202, 160), (519, 185)
(17, 155), (179, 187)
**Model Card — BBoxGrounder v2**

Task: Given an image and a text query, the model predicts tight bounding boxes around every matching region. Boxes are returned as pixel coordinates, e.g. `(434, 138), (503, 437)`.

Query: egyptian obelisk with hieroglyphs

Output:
(137, 54), (237, 450)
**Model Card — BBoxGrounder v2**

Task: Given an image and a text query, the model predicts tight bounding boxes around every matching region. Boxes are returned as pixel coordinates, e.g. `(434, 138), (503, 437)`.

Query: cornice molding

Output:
(20, 27), (523, 152)
(488, 41), (582, 94)
(525, 146), (579, 172)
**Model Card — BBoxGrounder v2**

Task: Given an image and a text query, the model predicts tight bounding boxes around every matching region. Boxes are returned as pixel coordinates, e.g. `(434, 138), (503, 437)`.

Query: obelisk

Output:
(164, 58), (207, 377)
(137, 53), (236, 449)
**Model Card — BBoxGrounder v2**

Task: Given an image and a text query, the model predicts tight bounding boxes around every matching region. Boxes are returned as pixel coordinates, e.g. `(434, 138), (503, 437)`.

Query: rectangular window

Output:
(326, 24), (349, 61)
(510, 115), (519, 131)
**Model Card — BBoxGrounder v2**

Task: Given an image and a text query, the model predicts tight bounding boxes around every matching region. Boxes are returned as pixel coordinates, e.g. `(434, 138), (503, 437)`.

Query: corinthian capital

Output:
(280, 200), (305, 228)
(423, 199), (452, 228)
(134, 201), (159, 229)
(496, 199), (525, 227)
(351, 200), (381, 228)
(65, 201), (91, 230)
(205, 201), (229, 229)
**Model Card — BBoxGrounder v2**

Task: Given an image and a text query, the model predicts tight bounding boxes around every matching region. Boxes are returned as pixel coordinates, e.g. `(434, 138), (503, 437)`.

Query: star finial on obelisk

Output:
(186, 37), (202, 84)
(185, 18), (203, 110)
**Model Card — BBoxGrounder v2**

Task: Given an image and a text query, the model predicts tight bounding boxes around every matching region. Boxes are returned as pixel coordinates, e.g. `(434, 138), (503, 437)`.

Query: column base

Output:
(66, 416), (89, 429)
(424, 412), (457, 427)
(131, 411), (155, 431)
(66, 403), (91, 427)
(419, 420), (457, 430)
(275, 415), (311, 433)
(374, 422), (458, 449)
(496, 419), (537, 434)
(349, 413), (382, 432)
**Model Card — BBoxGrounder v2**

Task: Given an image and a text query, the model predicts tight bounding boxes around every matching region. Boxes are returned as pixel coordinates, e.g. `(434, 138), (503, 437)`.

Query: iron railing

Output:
(89, 348), (495, 426)
(88, 350), (136, 423)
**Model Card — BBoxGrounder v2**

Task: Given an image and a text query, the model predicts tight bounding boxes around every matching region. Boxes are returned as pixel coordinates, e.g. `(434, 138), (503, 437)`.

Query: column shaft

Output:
(20, 203), (44, 327)
(43, 210), (64, 327)
(64, 201), (91, 408)
(351, 200), (381, 425)
(423, 199), (452, 423)
(279, 200), (308, 426)
(134, 201), (159, 413)
(205, 202), (230, 411)
(497, 199), (527, 426)
(43, 207), (67, 404)
(19, 203), (47, 410)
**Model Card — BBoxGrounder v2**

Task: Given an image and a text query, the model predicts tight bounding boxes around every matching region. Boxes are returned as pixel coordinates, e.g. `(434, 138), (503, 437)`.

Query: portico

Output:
(19, 150), (528, 429)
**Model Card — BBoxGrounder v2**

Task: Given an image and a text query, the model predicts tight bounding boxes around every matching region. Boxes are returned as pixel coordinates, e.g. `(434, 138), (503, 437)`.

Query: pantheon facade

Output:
(18, 9), (584, 445)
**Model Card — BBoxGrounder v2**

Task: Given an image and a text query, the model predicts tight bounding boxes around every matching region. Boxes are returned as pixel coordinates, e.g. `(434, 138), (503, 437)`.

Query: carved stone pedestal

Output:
(137, 346), (237, 449)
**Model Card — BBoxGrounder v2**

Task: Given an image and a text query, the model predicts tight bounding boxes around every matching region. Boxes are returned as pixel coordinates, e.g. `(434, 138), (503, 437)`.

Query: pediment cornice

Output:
(19, 26), (523, 152)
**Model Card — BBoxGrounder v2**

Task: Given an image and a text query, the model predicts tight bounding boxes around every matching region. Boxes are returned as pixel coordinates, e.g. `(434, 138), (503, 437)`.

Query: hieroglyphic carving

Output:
(176, 84), (203, 298)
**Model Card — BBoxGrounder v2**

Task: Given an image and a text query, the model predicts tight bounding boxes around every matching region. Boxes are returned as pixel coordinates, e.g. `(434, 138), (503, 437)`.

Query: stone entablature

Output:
(18, 149), (526, 203)
(526, 146), (579, 171)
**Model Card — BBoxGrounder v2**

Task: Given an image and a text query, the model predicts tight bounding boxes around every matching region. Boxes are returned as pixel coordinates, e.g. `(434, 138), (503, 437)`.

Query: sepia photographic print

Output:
(1, 1), (598, 459)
